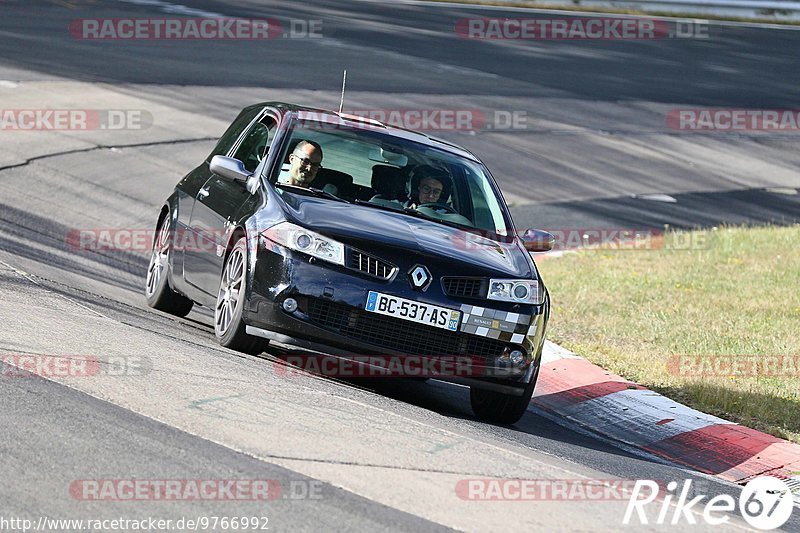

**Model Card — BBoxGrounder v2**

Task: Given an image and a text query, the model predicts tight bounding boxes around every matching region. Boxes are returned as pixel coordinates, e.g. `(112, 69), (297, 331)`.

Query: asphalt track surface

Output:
(0, 0), (798, 531)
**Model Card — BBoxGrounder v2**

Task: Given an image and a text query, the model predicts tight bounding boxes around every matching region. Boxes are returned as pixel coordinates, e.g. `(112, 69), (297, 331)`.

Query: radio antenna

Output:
(338, 70), (347, 114)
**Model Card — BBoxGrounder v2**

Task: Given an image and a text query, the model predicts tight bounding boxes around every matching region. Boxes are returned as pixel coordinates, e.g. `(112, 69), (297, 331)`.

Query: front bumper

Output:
(244, 236), (548, 391)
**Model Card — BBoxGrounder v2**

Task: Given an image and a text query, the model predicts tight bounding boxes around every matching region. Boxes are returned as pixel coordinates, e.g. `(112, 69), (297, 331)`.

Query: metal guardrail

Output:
(490, 0), (800, 20)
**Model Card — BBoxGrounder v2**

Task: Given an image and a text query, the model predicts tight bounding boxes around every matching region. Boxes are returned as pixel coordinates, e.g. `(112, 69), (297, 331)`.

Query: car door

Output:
(173, 105), (263, 289)
(183, 111), (278, 297)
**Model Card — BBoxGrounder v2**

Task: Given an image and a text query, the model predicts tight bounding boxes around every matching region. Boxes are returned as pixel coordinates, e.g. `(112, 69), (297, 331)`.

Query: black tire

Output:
(470, 362), (540, 425)
(145, 211), (194, 317)
(214, 237), (269, 355)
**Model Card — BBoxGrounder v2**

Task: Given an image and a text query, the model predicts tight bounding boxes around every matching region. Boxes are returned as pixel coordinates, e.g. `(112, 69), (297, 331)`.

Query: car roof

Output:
(249, 101), (480, 163)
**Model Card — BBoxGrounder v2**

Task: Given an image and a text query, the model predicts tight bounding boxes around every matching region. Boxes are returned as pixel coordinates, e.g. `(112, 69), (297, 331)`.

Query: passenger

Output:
(287, 140), (323, 188)
(407, 165), (451, 209)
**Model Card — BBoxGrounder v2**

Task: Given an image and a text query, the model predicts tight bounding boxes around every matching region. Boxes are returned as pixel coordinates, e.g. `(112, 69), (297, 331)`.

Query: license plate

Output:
(365, 291), (461, 332)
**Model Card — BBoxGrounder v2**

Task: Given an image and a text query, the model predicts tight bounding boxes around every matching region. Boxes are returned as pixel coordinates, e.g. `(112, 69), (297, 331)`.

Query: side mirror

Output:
(210, 155), (251, 182)
(521, 229), (555, 253)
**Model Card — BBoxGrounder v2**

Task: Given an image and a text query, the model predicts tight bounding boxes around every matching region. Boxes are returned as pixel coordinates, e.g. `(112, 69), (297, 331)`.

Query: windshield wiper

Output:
(355, 200), (474, 231)
(401, 206), (474, 231)
(308, 186), (351, 203)
(354, 199), (405, 213)
(274, 183), (351, 203)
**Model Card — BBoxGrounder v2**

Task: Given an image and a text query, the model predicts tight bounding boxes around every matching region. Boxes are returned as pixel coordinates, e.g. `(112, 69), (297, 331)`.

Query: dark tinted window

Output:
(207, 106), (263, 161)
(233, 116), (278, 172)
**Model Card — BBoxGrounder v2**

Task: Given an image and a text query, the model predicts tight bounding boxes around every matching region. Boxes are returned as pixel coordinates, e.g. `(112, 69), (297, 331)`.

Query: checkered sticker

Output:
(458, 304), (535, 343)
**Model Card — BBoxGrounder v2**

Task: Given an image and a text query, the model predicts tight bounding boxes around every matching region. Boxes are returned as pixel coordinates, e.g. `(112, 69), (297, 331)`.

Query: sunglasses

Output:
(291, 152), (322, 170)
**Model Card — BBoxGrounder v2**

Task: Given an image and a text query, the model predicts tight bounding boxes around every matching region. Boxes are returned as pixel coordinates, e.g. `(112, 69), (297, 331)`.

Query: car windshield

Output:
(271, 117), (512, 238)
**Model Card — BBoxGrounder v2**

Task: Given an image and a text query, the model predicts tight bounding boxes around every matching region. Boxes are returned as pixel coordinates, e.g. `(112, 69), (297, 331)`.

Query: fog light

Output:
(509, 350), (525, 366)
(295, 233), (313, 250)
(513, 283), (529, 300)
(282, 298), (298, 313)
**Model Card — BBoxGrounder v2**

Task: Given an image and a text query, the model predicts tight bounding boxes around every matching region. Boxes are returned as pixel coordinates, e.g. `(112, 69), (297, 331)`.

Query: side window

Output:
(207, 106), (262, 161)
(464, 168), (507, 235)
(233, 116), (278, 173)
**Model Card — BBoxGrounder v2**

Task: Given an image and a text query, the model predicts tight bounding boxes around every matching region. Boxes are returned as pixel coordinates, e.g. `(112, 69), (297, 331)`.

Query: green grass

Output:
(536, 225), (800, 442)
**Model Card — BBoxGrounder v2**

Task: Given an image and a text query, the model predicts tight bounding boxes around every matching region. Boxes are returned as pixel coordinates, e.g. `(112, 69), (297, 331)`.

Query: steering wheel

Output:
(416, 203), (459, 215)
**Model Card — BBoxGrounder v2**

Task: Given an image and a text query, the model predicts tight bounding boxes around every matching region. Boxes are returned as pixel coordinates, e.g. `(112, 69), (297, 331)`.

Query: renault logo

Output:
(408, 264), (432, 291)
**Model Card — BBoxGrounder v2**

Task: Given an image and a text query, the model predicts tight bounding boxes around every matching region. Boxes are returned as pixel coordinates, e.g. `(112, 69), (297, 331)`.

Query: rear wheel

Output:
(214, 237), (269, 355)
(145, 211), (193, 317)
(470, 363), (540, 425)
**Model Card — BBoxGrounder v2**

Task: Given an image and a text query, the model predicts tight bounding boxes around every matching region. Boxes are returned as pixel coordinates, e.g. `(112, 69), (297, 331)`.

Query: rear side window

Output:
(206, 106), (263, 161)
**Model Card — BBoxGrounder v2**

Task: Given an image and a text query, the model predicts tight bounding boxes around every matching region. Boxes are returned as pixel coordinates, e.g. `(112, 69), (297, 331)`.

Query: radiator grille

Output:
(304, 297), (508, 360)
(442, 277), (486, 298)
(348, 250), (395, 280)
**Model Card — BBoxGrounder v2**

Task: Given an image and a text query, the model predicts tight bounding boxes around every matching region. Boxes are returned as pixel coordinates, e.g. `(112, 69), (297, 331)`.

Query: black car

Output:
(145, 102), (554, 424)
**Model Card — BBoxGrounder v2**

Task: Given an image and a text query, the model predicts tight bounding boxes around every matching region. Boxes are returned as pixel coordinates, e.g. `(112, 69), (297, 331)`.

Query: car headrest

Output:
(313, 168), (353, 195)
(371, 165), (407, 200)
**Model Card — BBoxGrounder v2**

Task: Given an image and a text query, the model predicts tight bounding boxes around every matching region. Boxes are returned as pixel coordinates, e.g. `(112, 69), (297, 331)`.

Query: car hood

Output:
(280, 196), (532, 278)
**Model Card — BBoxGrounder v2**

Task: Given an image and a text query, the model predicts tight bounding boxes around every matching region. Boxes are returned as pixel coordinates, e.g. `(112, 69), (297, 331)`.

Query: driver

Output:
(287, 140), (323, 188)
(407, 165), (452, 209)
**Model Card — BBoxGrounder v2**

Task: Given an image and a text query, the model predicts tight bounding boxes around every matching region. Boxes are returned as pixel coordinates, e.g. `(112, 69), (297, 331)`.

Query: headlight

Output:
(487, 279), (542, 305)
(262, 222), (345, 266)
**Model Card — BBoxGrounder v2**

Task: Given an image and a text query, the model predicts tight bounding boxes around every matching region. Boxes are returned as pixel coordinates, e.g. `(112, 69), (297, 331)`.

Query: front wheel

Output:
(470, 363), (539, 425)
(145, 211), (194, 317)
(214, 237), (268, 355)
